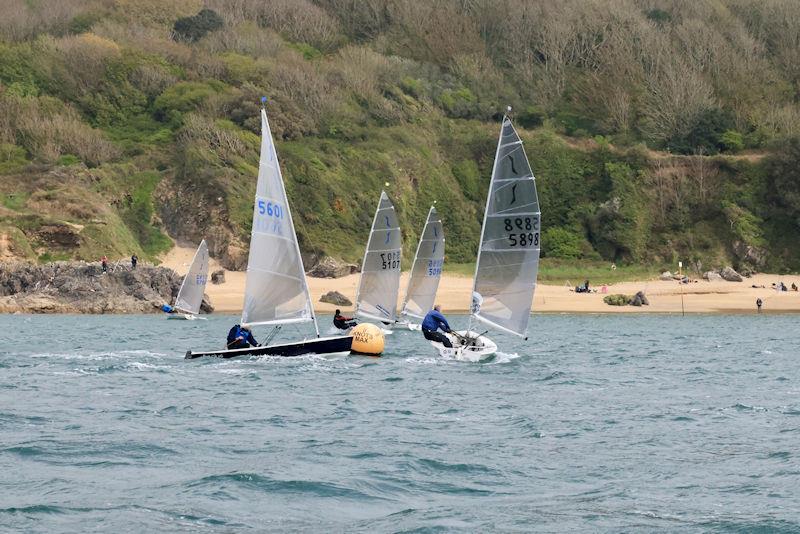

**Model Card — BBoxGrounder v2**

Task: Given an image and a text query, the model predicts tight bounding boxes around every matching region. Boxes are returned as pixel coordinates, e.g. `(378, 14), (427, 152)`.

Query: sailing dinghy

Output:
(167, 239), (209, 320)
(353, 191), (402, 333)
(429, 114), (540, 362)
(186, 104), (352, 359)
(395, 206), (445, 330)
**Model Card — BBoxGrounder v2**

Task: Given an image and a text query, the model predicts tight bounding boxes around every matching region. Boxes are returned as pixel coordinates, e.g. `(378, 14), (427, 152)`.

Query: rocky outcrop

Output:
(211, 269), (225, 284)
(630, 291), (649, 306)
(703, 270), (724, 282)
(732, 240), (767, 270)
(307, 256), (358, 278)
(0, 261), (213, 314)
(720, 266), (743, 282)
(319, 290), (352, 306)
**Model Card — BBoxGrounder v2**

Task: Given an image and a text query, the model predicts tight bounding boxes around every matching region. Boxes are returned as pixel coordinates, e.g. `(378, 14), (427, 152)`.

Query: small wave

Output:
(767, 451), (791, 460)
(733, 403), (768, 412)
(415, 458), (499, 476)
(492, 351), (521, 364)
(187, 472), (383, 501)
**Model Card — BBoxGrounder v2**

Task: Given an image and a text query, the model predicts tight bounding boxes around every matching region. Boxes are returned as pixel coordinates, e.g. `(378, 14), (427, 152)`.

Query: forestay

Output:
(401, 206), (445, 319)
(356, 191), (402, 323)
(174, 239), (209, 315)
(471, 116), (541, 337)
(241, 108), (314, 327)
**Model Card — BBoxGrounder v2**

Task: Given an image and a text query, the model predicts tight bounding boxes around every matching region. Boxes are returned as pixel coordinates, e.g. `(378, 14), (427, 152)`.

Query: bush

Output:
(173, 9), (224, 43)
(667, 108), (735, 155)
(718, 130), (744, 153)
(0, 143), (28, 174)
(153, 80), (226, 121)
(517, 106), (545, 129)
(603, 294), (631, 306)
(542, 227), (583, 259)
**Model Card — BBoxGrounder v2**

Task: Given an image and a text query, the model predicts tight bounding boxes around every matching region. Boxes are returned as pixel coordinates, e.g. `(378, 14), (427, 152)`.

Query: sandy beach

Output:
(160, 247), (800, 315)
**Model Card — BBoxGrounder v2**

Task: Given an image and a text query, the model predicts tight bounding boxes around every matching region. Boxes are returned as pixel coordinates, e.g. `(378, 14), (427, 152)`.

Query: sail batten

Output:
(355, 191), (402, 323)
(401, 206), (445, 319)
(470, 116), (541, 338)
(241, 108), (316, 330)
(173, 239), (209, 316)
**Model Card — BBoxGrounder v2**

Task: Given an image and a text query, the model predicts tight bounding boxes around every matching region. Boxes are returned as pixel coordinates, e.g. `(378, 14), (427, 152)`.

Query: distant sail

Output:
(241, 108), (314, 327)
(401, 206), (444, 319)
(174, 239), (209, 315)
(471, 116), (540, 337)
(355, 191), (402, 323)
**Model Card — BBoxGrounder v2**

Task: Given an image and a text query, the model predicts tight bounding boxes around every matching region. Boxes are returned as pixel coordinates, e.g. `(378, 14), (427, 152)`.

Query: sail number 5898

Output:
(504, 217), (539, 248)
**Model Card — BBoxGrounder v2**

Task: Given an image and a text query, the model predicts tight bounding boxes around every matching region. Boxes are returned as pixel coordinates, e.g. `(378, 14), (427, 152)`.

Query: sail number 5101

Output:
(504, 217), (539, 248)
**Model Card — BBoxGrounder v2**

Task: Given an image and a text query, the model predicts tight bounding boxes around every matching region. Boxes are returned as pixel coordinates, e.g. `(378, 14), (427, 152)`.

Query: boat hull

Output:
(429, 330), (497, 362)
(166, 313), (206, 321)
(391, 320), (421, 331)
(185, 335), (353, 359)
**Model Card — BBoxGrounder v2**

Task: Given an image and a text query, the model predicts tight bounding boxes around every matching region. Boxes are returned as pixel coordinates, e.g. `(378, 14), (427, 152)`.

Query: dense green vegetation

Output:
(0, 0), (798, 273)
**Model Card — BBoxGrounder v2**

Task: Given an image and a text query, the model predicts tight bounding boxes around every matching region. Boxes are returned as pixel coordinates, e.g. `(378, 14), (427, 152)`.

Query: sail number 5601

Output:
(504, 217), (539, 248)
(257, 200), (284, 219)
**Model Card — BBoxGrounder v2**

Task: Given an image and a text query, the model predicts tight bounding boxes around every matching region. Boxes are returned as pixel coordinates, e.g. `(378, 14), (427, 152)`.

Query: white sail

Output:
(241, 108), (315, 328)
(470, 116), (540, 337)
(401, 206), (444, 319)
(174, 239), (209, 315)
(355, 191), (402, 323)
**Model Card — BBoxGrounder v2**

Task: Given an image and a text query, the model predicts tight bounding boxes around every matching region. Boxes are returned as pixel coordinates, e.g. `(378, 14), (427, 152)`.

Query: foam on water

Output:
(1, 313), (799, 532)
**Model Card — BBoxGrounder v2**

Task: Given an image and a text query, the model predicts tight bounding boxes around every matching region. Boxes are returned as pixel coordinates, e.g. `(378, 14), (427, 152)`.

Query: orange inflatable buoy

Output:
(350, 323), (384, 356)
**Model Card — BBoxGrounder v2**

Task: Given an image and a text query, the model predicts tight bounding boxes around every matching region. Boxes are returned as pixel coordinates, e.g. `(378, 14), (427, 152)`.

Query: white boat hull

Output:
(429, 330), (497, 362)
(390, 320), (421, 331)
(166, 313), (206, 320)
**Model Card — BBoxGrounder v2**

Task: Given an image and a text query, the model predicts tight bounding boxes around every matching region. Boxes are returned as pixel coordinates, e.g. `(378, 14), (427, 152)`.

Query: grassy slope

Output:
(0, 1), (798, 273)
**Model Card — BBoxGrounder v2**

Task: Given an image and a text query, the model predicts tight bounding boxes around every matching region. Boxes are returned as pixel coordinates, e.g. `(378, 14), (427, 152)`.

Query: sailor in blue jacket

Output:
(227, 324), (258, 349)
(421, 304), (453, 348)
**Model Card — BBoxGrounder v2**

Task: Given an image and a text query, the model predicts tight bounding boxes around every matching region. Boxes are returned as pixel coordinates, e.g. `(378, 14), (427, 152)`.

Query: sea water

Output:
(1, 313), (799, 532)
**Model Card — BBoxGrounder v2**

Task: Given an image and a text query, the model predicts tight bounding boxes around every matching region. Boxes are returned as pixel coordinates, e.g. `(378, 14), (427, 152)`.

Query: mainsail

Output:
(401, 206), (444, 319)
(241, 108), (315, 329)
(174, 239), (209, 315)
(355, 191), (402, 323)
(470, 116), (541, 337)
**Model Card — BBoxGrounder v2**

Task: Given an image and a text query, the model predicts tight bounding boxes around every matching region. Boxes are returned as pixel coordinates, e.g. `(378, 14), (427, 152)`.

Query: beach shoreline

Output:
(160, 247), (800, 316)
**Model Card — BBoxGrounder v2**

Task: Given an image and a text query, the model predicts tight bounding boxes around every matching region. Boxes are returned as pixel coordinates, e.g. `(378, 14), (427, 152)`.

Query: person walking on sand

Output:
(756, 298), (763, 313)
(101, 255), (108, 273)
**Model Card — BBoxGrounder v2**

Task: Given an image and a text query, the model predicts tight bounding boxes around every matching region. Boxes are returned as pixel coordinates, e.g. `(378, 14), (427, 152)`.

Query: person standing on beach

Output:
(756, 298), (763, 313)
(101, 255), (108, 273)
(131, 253), (138, 269)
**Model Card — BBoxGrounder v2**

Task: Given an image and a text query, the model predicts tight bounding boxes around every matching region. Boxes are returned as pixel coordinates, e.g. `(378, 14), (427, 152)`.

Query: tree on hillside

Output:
(173, 9), (224, 43)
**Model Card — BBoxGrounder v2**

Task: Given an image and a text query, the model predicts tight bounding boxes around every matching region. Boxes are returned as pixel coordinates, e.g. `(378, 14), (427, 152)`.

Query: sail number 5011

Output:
(504, 217), (539, 248)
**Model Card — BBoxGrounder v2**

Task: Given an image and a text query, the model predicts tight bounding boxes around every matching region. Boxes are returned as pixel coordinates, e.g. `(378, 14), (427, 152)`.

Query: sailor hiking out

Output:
(333, 309), (357, 330)
(421, 304), (453, 348)
(227, 324), (258, 349)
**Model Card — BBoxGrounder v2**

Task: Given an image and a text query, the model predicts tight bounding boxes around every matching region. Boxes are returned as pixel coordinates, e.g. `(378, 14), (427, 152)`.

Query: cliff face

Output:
(0, 261), (213, 314)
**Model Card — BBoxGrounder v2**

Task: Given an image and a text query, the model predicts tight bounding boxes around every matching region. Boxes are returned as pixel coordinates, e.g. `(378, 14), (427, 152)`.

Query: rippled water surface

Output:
(1, 313), (799, 532)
